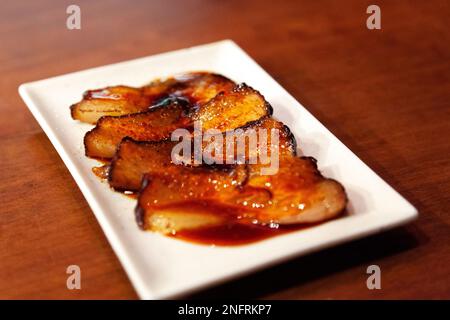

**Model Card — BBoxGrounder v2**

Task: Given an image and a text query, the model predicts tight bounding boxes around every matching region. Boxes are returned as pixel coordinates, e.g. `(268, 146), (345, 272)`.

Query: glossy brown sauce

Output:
(173, 222), (312, 246)
(155, 200), (327, 246)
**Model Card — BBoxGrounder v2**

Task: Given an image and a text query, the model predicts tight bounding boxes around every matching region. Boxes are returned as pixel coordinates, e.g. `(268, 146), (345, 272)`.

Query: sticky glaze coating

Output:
(136, 156), (347, 241)
(108, 117), (295, 192)
(84, 83), (272, 159)
(70, 72), (236, 124)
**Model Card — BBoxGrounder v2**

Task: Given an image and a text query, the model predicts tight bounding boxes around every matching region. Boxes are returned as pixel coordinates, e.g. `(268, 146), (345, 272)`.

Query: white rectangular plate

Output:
(19, 40), (417, 299)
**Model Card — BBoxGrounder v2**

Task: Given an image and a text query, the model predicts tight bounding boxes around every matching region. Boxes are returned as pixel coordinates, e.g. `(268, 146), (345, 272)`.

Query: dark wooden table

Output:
(1, 0), (449, 299)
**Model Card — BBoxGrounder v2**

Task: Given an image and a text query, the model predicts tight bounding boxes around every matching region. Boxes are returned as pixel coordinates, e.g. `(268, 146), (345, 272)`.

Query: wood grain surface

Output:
(1, 0), (449, 299)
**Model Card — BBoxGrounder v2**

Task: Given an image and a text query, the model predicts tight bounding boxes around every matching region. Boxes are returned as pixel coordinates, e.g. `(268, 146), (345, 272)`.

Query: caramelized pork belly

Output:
(84, 97), (191, 159)
(244, 156), (347, 224)
(108, 117), (294, 191)
(85, 83), (272, 159)
(136, 156), (346, 234)
(135, 165), (248, 233)
(70, 72), (235, 123)
(108, 138), (179, 192)
(191, 84), (273, 131)
(201, 116), (296, 166)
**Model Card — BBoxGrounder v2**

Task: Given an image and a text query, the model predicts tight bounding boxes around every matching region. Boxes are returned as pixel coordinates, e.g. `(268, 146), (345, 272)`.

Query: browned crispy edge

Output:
(233, 115), (297, 157)
(193, 82), (274, 119)
(107, 136), (174, 192)
(83, 97), (191, 159)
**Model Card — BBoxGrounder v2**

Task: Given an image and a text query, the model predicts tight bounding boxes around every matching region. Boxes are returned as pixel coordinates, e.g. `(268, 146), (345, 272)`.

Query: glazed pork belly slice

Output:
(84, 97), (191, 159)
(135, 156), (347, 234)
(85, 83), (272, 159)
(243, 156), (347, 224)
(108, 117), (295, 191)
(108, 138), (179, 192)
(70, 72), (236, 124)
(135, 165), (249, 233)
(200, 116), (296, 166)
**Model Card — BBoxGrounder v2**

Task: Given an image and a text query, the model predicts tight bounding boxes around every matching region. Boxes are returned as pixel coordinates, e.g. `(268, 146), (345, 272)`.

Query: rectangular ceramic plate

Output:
(19, 40), (417, 299)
